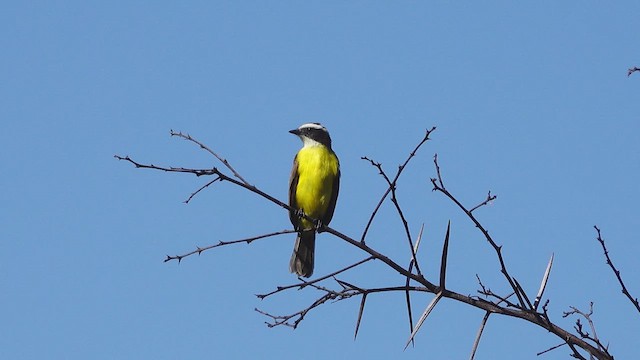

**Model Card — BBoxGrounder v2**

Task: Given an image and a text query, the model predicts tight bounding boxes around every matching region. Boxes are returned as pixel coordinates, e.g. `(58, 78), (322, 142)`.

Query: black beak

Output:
(289, 128), (301, 135)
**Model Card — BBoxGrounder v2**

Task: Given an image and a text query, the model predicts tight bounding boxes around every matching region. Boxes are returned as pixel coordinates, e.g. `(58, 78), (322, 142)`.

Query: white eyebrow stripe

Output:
(298, 123), (326, 131)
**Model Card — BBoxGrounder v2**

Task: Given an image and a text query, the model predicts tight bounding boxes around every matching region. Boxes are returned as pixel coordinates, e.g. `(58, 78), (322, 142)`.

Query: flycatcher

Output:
(288, 123), (340, 277)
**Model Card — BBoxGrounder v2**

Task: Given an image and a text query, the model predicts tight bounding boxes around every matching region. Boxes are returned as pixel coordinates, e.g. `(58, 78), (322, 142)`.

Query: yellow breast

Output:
(294, 145), (339, 227)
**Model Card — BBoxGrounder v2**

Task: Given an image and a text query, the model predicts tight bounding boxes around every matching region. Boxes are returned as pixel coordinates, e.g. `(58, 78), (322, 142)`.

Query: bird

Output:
(288, 123), (340, 278)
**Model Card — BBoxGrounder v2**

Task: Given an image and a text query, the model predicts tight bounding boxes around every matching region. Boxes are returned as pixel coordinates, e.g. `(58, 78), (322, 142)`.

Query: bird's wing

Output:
(288, 155), (300, 229)
(322, 167), (340, 226)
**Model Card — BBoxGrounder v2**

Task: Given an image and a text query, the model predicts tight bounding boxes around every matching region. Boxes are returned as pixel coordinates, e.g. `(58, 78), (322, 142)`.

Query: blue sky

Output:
(2, 2), (639, 359)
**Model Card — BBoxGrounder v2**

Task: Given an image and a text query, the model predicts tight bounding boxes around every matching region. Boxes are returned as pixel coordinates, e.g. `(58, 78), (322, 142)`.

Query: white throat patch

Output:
(301, 136), (323, 147)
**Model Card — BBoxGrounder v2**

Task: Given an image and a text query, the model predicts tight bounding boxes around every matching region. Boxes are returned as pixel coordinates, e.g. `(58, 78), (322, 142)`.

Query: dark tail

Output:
(289, 230), (315, 278)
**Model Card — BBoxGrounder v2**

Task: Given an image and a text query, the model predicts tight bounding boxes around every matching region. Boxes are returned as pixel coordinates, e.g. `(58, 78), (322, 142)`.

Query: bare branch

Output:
(164, 229), (296, 263)
(322, 226), (437, 293)
(114, 155), (220, 177)
(360, 127), (436, 243)
(361, 156), (422, 275)
(567, 342), (589, 360)
(433, 153), (445, 189)
(477, 289), (518, 309)
(389, 174), (422, 276)
(469, 191), (496, 213)
(255, 289), (334, 329)
(258, 284), (431, 330)
(430, 155), (526, 308)
(563, 303), (609, 355)
(594, 226), (640, 314)
(183, 178), (220, 204)
(170, 130), (250, 185)
(256, 256), (375, 299)
(115, 154), (299, 220)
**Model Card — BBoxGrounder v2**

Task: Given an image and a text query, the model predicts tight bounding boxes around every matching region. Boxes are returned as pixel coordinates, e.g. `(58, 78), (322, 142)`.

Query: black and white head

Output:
(289, 123), (332, 149)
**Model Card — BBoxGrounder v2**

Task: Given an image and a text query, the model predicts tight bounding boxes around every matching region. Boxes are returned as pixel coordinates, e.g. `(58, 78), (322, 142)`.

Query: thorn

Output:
(404, 292), (443, 349)
(439, 221), (451, 289)
(354, 293), (367, 340)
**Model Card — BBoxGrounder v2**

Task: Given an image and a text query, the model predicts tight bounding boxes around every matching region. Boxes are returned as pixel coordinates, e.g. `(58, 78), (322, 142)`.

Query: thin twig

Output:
(184, 178), (221, 203)
(258, 285), (431, 330)
(360, 127), (436, 243)
(114, 155), (219, 176)
(115, 154), (305, 222)
(256, 256), (375, 299)
(594, 226), (640, 314)
(430, 155), (525, 308)
(563, 303), (609, 355)
(170, 130), (250, 185)
(390, 177), (422, 275)
(361, 157), (422, 275)
(469, 191), (496, 213)
(433, 153), (445, 189)
(255, 290), (334, 329)
(164, 230), (296, 263)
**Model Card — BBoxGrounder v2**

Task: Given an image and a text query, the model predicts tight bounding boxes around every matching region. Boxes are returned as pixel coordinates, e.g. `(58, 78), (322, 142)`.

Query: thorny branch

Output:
(360, 126), (437, 243)
(430, 155), (527, 309)
(563, 303), (610, 357)
(170, 130), (250, 185)
(113, 154), (296, 218)
(470, 292), (515, 360)
(594, 226), (640, 314)
(256, 282), (432, 329)
(430, 155), (526, 308)
(163, 230), (296, 263)
(116, 128), (623, 360)
(403, 224), (425, 347)
(361, 156), (422, 275)
(256, 256), (375, 299)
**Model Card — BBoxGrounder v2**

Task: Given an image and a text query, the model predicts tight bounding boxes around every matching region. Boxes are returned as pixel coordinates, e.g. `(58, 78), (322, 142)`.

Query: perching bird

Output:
(288, 123), (340, 278)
